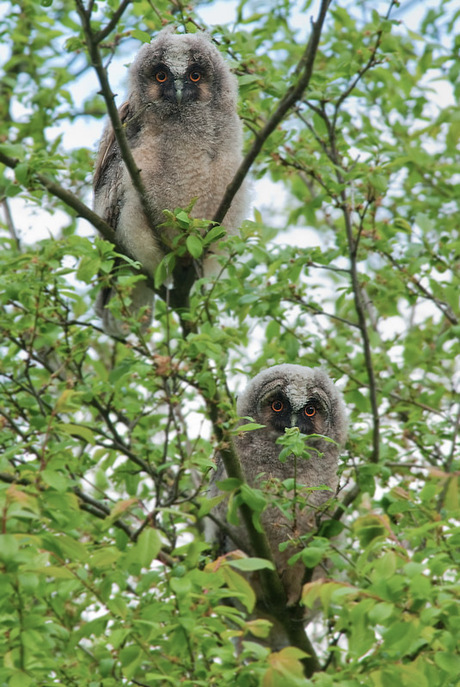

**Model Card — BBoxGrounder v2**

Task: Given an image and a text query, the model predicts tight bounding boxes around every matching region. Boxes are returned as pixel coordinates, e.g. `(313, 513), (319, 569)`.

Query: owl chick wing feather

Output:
(94, 101), (131, 224)
(94, 101), (157, 335)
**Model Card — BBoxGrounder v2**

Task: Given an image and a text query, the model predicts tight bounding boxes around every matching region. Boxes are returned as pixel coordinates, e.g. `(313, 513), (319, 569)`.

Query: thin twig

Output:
(1, 198), (20, 250)
(94, 0), (133, 44)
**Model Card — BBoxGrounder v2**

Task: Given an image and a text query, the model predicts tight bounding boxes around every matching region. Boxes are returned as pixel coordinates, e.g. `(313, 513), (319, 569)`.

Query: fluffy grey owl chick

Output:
(207, 364), (347, 607)
(94, 29), (248, 336)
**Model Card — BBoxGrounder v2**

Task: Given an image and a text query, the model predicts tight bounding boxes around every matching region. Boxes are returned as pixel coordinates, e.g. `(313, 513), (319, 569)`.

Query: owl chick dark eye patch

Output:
(263, 392), (291, 413)
(152, 64), (170, 80)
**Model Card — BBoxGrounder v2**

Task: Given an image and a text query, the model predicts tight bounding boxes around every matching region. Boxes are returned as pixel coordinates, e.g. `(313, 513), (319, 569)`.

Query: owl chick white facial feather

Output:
(208, 364), (347, 607)
(93, 29), (248, 336)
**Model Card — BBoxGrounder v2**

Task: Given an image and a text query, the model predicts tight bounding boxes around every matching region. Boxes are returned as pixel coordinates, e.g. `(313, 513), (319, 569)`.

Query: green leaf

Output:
(0, 534), (19, 563)
(0, 143), (25, 160)
(434, 652), (460, 675)
(154, 252), (175, 288)
(393, 217), (412, 233)
(217, 478), (242, 491)
(53, 534), (88, 562)
(232, 421), (266, 432)
(186, 234), (203, 259)
(300, 546), (325, 568)
(41, 469), (69, 491)
(221, 565), (256, 612)
(14, 162), (30, 185)
(9, 672), (35, 687)
(227, 557), (275, 572)
(131, 29), (152, 43)
(35, 565), (75, 579)
(57, 423), (95, 445)
(124, 528), (162, 571)
(203, 225), (226, 245)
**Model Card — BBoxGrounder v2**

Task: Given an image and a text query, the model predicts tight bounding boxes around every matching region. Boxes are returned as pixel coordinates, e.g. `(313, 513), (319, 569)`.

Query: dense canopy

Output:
(0, 1), (458, 685)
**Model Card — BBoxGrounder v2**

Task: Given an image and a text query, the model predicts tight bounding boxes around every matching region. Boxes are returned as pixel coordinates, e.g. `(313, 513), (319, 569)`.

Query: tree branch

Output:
(94, 0), (133, 44)
(212, 0), (332, 226)
(75, 0), (157, 235)
(0, 149), (116, 243)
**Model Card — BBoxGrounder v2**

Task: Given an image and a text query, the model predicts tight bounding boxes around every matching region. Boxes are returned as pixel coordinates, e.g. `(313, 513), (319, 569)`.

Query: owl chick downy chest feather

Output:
(118, 106), (245, 273)
(136, 112), (239, 221)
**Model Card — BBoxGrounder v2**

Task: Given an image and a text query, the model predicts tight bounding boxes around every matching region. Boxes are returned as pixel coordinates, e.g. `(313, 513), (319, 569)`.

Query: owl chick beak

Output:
(174, 80), (183, 105)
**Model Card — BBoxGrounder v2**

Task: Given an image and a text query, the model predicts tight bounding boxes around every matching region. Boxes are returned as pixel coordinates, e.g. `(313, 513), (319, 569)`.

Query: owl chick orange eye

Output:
(189, 71), (201, 82)
(271, 400), (284, 412)
(156, 71), (168, 83)
(304, 405), (316, 417)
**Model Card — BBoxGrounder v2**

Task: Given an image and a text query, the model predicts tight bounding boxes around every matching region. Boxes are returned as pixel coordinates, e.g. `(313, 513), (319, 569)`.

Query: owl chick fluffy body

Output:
(208, 364), (347, 607)
(94, 30), (248, 336)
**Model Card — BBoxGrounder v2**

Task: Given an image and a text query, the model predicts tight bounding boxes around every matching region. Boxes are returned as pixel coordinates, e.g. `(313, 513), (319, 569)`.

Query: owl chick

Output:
(208, 364), (347, 607)
(94, 28), (248, 336)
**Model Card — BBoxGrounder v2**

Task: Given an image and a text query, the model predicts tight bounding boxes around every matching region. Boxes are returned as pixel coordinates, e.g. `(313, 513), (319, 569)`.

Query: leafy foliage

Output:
(0, 0), (459, 685)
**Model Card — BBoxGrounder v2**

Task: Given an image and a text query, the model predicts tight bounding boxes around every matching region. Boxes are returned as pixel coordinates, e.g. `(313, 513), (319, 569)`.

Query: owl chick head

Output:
(236, 364), (348, 449)
(129, 28), (238, 113)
